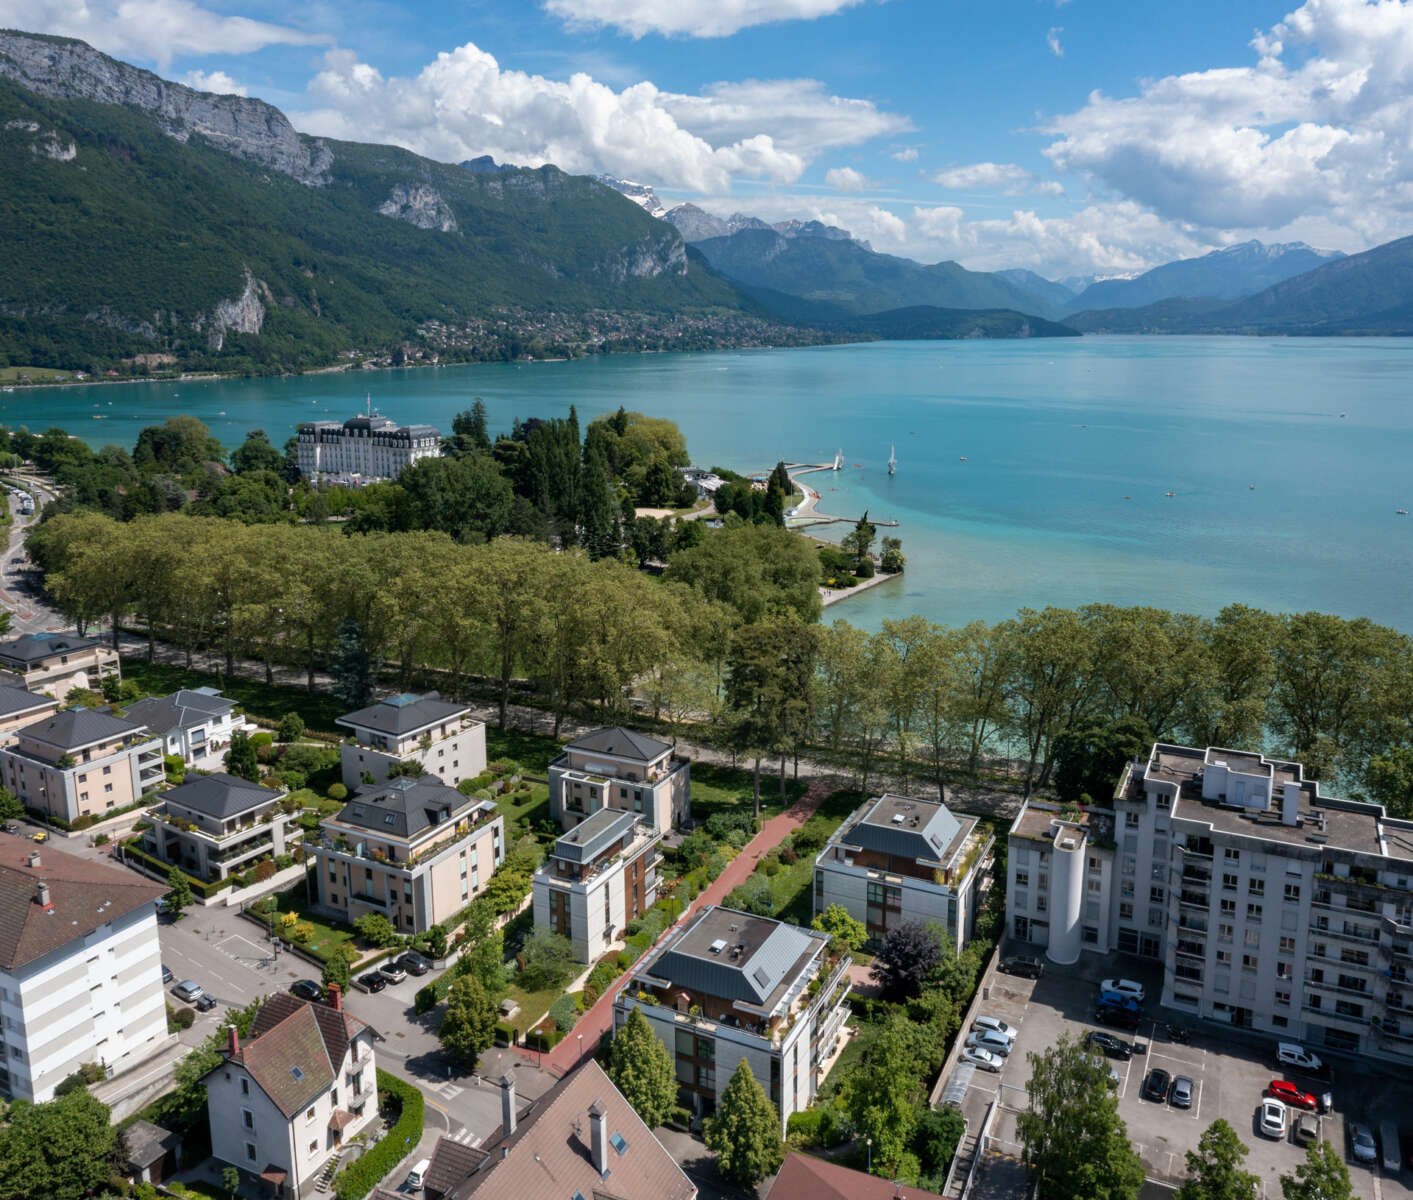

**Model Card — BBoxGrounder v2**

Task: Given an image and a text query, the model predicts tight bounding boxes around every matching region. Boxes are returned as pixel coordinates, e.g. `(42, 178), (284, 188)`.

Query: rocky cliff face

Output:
(197, 270), (267, 351)
(378, 184), (459, 233)
(0, 30), (332, 184)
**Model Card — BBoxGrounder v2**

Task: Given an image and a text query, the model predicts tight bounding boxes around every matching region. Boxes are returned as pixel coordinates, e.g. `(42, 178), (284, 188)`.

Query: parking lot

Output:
(955, 951), (1413, 1200)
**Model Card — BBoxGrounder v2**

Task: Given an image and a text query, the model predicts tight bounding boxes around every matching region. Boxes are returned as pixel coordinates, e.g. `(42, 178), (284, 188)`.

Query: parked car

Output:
(960, 1046), (1003, 1073)
(378, 960), (408, 984)
(398, 951), (431, 976)
(1097, 989), (1140, 1013)
(1348, 1122), (1377, 1164)
(1293, 1112), (1319, 1148)
(1087, 1031), (1133, 1060)
(1096, 1005), (1140, 1031)
(161, 964), (174, 983)
(1, 822), (19, 835)
(1267, 1080), (1318, 1111)
(173, 980), (204, 1003)
(31, 830), (47, 843)
(1101, 978), (1146, 1003)
(973, 1015), (1018, 1040)
(359, 972), (387, 994)
(1259, 1098), (1288, 1139)
(1086, 1054), (1121, 1088)
(1143, 1068), (1171, 1103)
(1379, 1120), (1402, 1173)
(1171, 1075), (1194, 1109)
(1000, 956), (1045, 979)
(290, 980), (323, 1003)
(1276, 1042), (1323, 1072)
(195, 994), (218, 1012)
(965, 1030), (1014, 1057)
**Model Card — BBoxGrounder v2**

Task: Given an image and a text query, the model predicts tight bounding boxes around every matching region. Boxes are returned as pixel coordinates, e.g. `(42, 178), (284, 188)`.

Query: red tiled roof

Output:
(766, 1153), (946, 1200)
(226, 995), (374, 1119)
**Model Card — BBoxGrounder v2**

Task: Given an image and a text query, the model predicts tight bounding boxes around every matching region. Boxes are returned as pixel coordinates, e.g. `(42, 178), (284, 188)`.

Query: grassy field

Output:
(485, 726), (560, 776)
(505, 978), (564, 1038)
(255, 886), (356, 964)
(495, 782), (550, 832)
(0, 365), (74, 382)
(120, 659), (348, 732)
(689, 761), (808, 823)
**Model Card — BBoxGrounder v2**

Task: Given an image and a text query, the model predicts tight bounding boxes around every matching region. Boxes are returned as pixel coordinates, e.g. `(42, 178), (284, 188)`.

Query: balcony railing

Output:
(1309, 921), (1380, 945)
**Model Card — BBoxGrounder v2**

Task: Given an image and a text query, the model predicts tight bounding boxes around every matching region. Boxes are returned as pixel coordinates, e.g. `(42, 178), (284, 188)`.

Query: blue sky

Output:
(13, 0), (1413, 277)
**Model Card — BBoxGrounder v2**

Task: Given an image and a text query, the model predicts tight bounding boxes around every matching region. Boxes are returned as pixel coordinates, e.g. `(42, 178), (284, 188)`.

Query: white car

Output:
(1086, 1054), (1121, 1088)
(1259, 1097), (1288, 1139)
(1276, 1042), (1323, 1072)
(972, 1015), (1018, 1041)
(1101, 978), (1146, 1003)
(965, 1030), (1014, 1057)
(1348, 1122), (1377, 1164)
(960, 1046), (1003, 1073)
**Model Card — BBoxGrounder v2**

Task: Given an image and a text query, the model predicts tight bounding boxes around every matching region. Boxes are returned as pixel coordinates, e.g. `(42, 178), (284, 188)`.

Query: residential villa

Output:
(141, 773), (296, 884)
(0, 709), (162, 824)
(0, 835), (168, 1102)
(0, 682), (57, 739)
(0, 632), (120, 702)
(813, 793), (995, 953)
(418, 1062), (695, 1200)
(613, 905), (852, 1133)
(206, 988), (379, 1198)
(531, 808), (662, 961)
(310, 778), (503, 934)
(121, 688), (240, 767)
(337, 692), (486, 791)
(549, 727), (690, 835)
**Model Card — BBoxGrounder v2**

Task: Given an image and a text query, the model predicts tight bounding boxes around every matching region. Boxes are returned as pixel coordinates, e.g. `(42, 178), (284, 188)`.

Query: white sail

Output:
(888, 444), (896, 474)
(833, 449), (844, 470)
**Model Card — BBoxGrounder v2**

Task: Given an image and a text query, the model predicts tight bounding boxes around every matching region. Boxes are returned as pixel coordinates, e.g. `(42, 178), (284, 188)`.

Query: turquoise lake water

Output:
(5, 336), (1412, 633)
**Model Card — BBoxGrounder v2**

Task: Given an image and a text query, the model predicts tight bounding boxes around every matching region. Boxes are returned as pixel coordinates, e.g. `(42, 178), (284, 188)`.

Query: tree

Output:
(354, 912), (397, 947)
(330, 617), (373, 711)
(224, 730), (259, 782)
(1366, 745), (1413, 818)
(846, 1013), (922, 1171)
(607, 1007), (676, 1127)
(453, 900), (507, 999)
(870, 921), (943, 998)
(222, 1166), (241, 1199)
(913, 1104), (966, 1179)
(276, 712), (305, 743)
(703, 1060), (784, 1187)
(663, 523), (822, 624)
(1280, 1140), (1352, 1200)
(322, 945), (356, 990)
(1052, 715), (1154, 805)
(0, 787), (21, 821)
(165, 866), (194, 916)
(1016, 1033), (1144, 1200)
(439, 974), (498, 1067)
(518, 929), (575, 991)
(579, 441), (617, 560)
(812, 903), (867, 952)
(1176, 1119), (1259, 1200)
(230, 430), (284, 475)
(0, 1086), (118, 1200)
(842, 512), (877, 565)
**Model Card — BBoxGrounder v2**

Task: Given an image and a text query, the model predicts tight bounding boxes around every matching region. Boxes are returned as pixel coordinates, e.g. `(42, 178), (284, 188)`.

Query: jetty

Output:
(782, 462), (900, 530)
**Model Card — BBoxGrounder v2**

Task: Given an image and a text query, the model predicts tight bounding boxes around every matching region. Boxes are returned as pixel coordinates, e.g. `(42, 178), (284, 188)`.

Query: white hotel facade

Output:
(295, 413), (441, 483)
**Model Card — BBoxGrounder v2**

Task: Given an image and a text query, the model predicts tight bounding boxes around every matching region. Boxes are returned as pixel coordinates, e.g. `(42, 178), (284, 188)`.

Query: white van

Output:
(1380, 1121), (1402, 1174)
(406, 1159), (431, 1191)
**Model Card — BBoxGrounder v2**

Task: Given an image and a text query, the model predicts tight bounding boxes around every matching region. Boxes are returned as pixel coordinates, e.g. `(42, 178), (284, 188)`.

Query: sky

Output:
(10, 0), (1413, 279)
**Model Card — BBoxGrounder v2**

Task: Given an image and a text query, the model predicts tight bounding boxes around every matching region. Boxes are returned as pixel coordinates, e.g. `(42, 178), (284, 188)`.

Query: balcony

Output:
(1304, 976), (1371, 998)
(1177, 914), (1209, 933)
(1309, 921), (1380, 946)
(1180, 864), (1212, 884)
(1179, 891), (1210, 910)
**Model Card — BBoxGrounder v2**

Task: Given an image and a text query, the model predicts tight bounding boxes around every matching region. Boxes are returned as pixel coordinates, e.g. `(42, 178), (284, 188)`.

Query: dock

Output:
(781, 462), (900, 530)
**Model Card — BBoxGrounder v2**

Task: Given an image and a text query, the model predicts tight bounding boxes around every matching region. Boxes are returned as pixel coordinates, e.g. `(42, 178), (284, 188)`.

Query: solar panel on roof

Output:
(610, 1132), (628, 1156)
(752, 966), (770, 988)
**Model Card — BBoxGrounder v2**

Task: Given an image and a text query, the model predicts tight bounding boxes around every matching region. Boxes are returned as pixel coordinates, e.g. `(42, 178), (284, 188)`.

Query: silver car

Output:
(173, 979), (204, 1002)
(960, 1046), (1003, 1073)
(1171, 1075), (1194, 1109)
(965, 1030), (1014, 1057)
(972, 1015), (1018, 1040)
(1349, 1122), (1377, 1164)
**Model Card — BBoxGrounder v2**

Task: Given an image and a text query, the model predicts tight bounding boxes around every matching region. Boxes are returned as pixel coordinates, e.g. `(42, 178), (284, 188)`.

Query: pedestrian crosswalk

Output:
(448, 1127), (480, 1146)
(436, 1081), (464, 1100)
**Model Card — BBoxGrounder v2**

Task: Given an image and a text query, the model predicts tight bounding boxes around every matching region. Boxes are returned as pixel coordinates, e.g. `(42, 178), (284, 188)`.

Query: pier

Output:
(781, 462), (900, 530)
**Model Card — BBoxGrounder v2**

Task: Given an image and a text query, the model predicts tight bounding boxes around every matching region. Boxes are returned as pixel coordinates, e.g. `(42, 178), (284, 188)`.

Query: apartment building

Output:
(142, 773), (297, 883)
(337, 692), (486, 791)
(549, 727), (690, 835)
(295, 414), (441, 483)
(311, 778), (503, 934)
(613, 905), (852, 1133)
(122, 687), (240, 767)
(206, 989), (378, 1198)
(0, 683), (57, 739)
(1009, 742), (1413, 1065)
(0, 836), (168, 1102)
(0, 632), (120, 702)
(531, 809), (662, 961)
(0, 709), (163, 823)
(813, 793), (994, 953)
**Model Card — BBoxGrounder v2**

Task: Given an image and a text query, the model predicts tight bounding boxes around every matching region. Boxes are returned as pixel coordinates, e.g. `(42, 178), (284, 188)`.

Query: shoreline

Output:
(821, 567), (902, 608)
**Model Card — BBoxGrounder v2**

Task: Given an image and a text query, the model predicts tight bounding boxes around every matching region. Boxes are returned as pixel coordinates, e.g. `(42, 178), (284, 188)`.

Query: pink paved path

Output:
(537, 781), (834, 1075)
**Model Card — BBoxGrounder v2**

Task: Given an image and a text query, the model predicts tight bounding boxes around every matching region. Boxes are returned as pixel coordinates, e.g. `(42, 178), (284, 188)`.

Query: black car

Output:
(398, 951), (431, 976)
(1087, 1031), (1134, 1060)
(161, 964), (174, 984)
(195, 993), (218, 1012)
(1, 822), (19, 835)
(290, 979), (323, 1003)
(1096, 1005), (1140, 1031)
(1000, 956), (1045, 979)
(359, 971), (387, 994)
(1143, 1068), (1171, 1103)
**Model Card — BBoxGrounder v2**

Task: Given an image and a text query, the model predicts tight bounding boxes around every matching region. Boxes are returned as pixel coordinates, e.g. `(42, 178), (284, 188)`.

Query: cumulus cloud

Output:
(891, 146), (919, 162)
(295, 48), (908, 193)
(8, 0), (325, 68)
(543, 0), (865, 38)
(934, 161), (1064, 197)
(181, 69), (246, 96)
(1047, 26), (1064, 57)
(825, 166), (869, 191)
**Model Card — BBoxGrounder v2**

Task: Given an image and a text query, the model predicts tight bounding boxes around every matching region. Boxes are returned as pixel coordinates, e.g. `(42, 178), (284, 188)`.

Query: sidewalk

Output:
(539, 780), (835, 1075)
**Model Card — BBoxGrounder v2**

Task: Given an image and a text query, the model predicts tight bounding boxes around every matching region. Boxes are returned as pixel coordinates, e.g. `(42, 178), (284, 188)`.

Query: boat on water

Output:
(959, 456), (967, 462)
(832, 449), (844, 471)
(1399, 509), (1409, 515)
(1165, 491), (1175, 497)
(888, 444), (897, 476)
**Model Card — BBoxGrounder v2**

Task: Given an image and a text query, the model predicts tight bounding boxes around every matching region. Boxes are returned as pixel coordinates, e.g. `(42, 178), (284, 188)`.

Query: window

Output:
(1272, 1014), (1289, 1028)
(1088, 856), (1099, 870)
(1248, 878), (1264, 896)
(1036, 896), (1047, 913)
(1220, 899), (1236, 916)
(1148, 908), (1164, 928)
(1241, 954), (1258, 972)
(1150, 886), (1165, 904)
(1152, 863), (1166, 882)
(1156, 793), (1171, 808)
(1275, 990), (1291, 1007)
(1284, 883), (1301, 902)
(1222, 873), (1239, 891)
(1083, 925), (1098, 944)
(1218, 923), (1234, 942)
(1121, 879), (1135, 898)
(1216, 949), (1232, 964)
(246, 1143), (257, 1162)
(1088, 879), (1103, 894)
(1276, 961), (1292, 979)
(1224, 848), (1240, 863)
(240, 1078), (249, 1095)
(1122, 856), (1136, 876)
(1119, 902), (1134, 920)
(1247, 903), (1263, 920)
(309, 1140), (318, 1154)
(307, 1107), (316, 1121)
(242, 1109), (254, 1130)
(1125, 811), (1140, 827)
(104, 783), (113, 793)
(1014, 870), (1029, 888)
(1244, 928), (1261, 947)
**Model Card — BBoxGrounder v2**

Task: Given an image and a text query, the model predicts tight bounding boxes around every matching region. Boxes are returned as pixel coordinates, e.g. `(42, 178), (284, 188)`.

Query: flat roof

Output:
(551, 809), (640, 864)
(840, 793), (972, 864)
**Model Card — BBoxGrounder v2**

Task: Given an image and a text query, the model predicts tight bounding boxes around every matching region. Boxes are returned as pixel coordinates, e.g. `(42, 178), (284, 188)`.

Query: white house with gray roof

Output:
(0, 632), (120, 702)
(813, 794), (994, 953)
(142, 773), (297, 884)
(122, 688), (240, 768)
(613, 905), (851, 1133)
(549, 726), (690, 836)
(337, 692), (485, 791)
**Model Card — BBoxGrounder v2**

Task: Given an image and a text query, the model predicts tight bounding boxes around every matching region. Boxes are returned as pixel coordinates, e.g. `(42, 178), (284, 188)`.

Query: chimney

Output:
(499, 1074), (517, 1137)
(1282, 783), (1301, 828)
(588, 1100), (607, 1176)
(327, 983), (342, 1011)
(26, 852), (39, 869)
(34, 882), (51, 909)
(228, 1024), (240, 1058)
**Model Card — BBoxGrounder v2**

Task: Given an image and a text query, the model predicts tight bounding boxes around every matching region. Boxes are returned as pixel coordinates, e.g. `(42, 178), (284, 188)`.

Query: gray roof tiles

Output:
(336, 778), (487, 840)
(161, 772), (282, 820)
(122, 688), (234, 736)
(19, 707), (145, 751)
(844, 794), (964, 864)
(566, 726), (671, 763)
(0, 683), (55, 721)
(649, 906), (823, 1009)
(0, 632), (108, 666)
(336, 692), (468, 738)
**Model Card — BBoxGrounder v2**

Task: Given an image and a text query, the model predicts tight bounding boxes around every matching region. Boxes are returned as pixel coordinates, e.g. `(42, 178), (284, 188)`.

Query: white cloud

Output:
(825, 166), (869, 191)
(9, 0), (326, 68)
(891, 146), (919, 162)
(181, 69), (246, 96)
(935, 161), (1032, 190)
(1047, 26), (1064, 57)
(295, 47), (907, 193)
(543, 0), (865, 38)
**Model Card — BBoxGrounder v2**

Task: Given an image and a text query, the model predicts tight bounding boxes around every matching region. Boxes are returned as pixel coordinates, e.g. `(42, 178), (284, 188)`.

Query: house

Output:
(310, 778), (503, 934)
(142, 773), (297, 884)
(0, 682), (58, 739)
(613, 905), (852, 1133)
(813, 793), (995, 953)
(0, 835), (168, 1102)
(0, 632), (120, 702)
(121, 687), (240, 767)
(532, 808), (662, 961)
(336, 692), (486, 791)
(549, 727), (690, 835)
(295, 414), (441, 483)
(766, 1152), (944, 1200)
(0, 709), (163, 824)
(420, 1061), (695, 1200)
(125, 1120), (182, 1186)
(206, 988), (379, 1198)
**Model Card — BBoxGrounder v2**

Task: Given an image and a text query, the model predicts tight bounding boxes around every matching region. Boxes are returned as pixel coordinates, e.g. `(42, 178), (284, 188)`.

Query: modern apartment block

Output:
(0, 836), (168, 1102)
(0, 709), (163, 823)
(337, 692), (486, 791)
(1008, 742), (1413, 1064)
(206, 989), (378, 1198)
(549, 727), (690, 835)
(311, 778), (503, 934)
(0, 683), (57, 740)
(813, 793), (994, 953)
(0, 632), (120, 702)
(121, 687), (240, 767)
(142, 773), (297, 884)
(531, 808), (662, 961)
(613, 905), (852, 1133)
(295, 413), (441, 483)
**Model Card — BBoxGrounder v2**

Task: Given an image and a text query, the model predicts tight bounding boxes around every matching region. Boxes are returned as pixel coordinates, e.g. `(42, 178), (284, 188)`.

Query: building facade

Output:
(206, 990), (378, 1198)
(549, 727), (690, 835)
(813, 793), (994, 953)
(310, 778), (503, 934)
(0, 836), (168, 1102)
(121, 688), (240, 767)
(143, 773), (297, 884)
(531, 808), (662, 961)
(0, 683), (57, 740)
(613, 905), (852, 1134)
(295, 414), (441, 483)
(0, 633), (120, 702)
(337, 692), (486, 792)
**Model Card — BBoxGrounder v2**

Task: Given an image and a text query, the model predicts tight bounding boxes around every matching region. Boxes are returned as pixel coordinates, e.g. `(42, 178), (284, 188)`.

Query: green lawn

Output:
(495, 782), (550, 832)
(0, 365), (73, 382)
(120, 659), (347, 732)
(485, 726), (560, 777)
(254, 886), (356, 963)
(689, 761), (808, 823)
(505, 979), (566, 1038)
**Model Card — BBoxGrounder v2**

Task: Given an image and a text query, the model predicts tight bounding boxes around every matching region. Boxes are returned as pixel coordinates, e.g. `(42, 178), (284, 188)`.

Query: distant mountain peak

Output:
(596, 175), (668, 219)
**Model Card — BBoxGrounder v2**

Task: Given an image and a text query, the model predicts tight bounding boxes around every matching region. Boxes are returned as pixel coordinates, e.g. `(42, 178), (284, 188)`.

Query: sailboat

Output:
(832, 449), (844, 471)
(888, 444), (896, 476)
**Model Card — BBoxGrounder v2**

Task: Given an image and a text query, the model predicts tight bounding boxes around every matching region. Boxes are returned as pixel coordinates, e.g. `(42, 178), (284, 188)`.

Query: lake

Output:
(5, 335), (1412, 633)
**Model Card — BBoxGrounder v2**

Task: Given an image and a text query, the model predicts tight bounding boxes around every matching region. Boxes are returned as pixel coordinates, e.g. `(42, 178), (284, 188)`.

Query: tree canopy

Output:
(606, 1008), (677, 1128)
(703, 1060), (785, 1186)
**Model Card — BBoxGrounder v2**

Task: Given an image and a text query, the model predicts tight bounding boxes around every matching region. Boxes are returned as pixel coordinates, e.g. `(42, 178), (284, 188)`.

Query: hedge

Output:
(332, 1070), (424, 1200)
(122, 841), (231, 899)
(494, 1020), (517, 1046)
(27, 794), (150, 832)
(525, 1024), (563, 1053)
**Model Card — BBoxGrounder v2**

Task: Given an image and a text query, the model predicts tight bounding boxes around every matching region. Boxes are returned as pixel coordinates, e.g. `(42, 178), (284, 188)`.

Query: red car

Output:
(1267, 1080), (1318, 1111)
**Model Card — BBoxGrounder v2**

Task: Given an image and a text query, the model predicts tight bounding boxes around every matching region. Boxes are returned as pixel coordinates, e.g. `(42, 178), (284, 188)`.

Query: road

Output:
(0, 476), (64, 636)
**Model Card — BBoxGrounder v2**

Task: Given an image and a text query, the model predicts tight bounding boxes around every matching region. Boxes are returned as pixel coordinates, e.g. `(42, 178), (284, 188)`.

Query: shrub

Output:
(855, 556), (875, 578)
(249, 732), (274, 751)
(277, 712), (306, 743)
(93, 833), (110, 847)
(549, 995), (578, 1033)
(494, 1020), (516, 1046)
(414, 984), (438, 1015)
(253, 860), (276, 883)
(327, 783), (347, 802)
(791, 825), (828, 854)
(582, 981), (599, 1006)
(525, 1024), (563, 1053)
(172, 1007), (195, 1030)
(778, 843), (798, 865)
(705, 809), (755, 840)
(787, 1109), (822, 1147)
(332, 1071), (423, 1200)
(274, 853), (294, 870)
